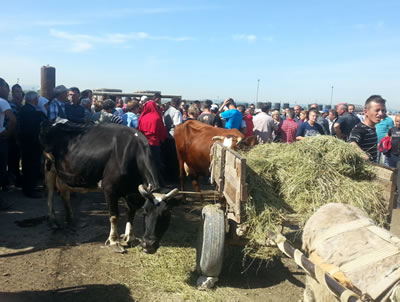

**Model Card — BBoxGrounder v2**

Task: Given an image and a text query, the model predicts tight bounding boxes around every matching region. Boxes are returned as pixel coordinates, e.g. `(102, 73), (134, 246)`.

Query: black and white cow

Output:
(40, 120), (178, 254)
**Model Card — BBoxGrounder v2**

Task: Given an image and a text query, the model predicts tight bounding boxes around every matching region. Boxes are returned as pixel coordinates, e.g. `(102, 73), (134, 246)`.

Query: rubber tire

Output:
(196, 204), (225, 277)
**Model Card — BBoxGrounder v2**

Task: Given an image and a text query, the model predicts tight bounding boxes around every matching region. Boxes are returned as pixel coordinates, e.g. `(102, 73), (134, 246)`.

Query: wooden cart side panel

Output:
(222, 150), (247, 224)
(211, 142), (226, 191)
(372, 164), (398, 223)
(210, 142), (247, 224)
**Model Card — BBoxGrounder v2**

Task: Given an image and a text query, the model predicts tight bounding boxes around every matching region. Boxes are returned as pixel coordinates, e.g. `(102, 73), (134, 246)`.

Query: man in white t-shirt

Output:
(163, 97), (182, 137)
(0, 78), (16, 208)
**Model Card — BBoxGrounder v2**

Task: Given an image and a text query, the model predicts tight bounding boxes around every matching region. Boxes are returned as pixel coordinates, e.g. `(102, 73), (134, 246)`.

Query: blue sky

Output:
(1, 0), (400, 109)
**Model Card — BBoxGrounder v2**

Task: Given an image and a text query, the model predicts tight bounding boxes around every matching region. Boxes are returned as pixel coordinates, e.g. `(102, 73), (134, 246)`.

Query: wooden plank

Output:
(372, 163), (396, 182)
(223, 148), (247, 224)
(375, 179), (396, 194)
(211, 142), (226, 191)
(178, 190), (222, 196)
(371, 163), (398, 225)
(390, 209), (400, 237)
(210, 142), (247, 224)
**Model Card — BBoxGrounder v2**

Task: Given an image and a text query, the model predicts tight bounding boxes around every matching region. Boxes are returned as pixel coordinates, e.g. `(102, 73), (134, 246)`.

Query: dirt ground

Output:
(0, 186), (305, 302)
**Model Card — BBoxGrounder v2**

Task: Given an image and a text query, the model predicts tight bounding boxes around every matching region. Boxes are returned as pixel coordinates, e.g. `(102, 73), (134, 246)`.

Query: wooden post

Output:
(40, 66), (55, 99)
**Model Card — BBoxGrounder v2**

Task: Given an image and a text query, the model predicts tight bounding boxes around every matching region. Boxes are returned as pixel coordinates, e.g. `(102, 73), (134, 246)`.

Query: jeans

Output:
(384, 153), (399, 168)
(377, 150), (386, 165)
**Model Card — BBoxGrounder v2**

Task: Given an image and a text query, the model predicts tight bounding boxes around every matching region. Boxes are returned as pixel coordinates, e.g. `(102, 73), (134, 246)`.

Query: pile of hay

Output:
(242, 135), (388, 259)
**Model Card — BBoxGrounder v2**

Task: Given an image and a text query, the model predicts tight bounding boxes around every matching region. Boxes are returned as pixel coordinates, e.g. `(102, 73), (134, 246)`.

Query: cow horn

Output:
(138, 184), (152, 199)
(138, 185), (149, 196)
(212, 136), (225, 141)
(161, 188), (179, 202)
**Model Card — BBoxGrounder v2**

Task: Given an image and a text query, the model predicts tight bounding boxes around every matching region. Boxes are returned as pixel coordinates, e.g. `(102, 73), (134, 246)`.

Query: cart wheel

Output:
(196, 204), (225, 278)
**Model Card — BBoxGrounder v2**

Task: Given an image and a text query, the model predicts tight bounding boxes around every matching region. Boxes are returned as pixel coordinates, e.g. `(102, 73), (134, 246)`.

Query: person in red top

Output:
(238, 105), (254, 137)
(138, 100), (168, 170)
(244, 107), (254, 137)
(280, 109), (299, 143)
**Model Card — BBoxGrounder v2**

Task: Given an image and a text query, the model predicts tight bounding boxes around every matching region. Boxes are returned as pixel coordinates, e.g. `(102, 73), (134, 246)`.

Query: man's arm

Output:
(48, 102), (57, 121)
(296, 123), (304, 140)
(1, 109), (16, 137)
(218, 99), (230, 116)
(348, 126), (370, 160)
(350, 141), (369, 160)
(333, 122), (345, 139)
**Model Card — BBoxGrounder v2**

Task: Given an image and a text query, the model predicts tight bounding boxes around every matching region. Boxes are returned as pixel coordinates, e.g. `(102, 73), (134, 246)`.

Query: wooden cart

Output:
(195, 141), (399, 292)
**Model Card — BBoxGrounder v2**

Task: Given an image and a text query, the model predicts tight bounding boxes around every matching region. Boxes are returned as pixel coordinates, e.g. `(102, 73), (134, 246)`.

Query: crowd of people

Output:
(0, 76), (397, 208)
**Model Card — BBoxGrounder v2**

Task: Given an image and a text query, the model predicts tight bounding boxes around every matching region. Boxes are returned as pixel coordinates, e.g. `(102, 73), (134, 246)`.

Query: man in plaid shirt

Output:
(48, 85), (68, 121)
(279, 109), (298, 143)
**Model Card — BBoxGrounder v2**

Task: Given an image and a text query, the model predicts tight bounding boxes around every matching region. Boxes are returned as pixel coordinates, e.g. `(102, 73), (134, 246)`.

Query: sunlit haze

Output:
(1, 0), (400, 109)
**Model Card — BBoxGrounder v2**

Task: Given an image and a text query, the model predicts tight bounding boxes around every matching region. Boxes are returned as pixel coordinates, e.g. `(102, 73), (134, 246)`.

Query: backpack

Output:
(379, 136), (392, 155)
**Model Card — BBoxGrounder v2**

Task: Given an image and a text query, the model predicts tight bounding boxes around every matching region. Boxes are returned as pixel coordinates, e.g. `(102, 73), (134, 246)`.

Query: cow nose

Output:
(140, 239), (158, 254)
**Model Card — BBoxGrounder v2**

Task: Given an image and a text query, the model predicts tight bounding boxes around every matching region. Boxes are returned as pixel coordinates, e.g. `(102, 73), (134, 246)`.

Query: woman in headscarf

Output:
(138, 100), (168, 171)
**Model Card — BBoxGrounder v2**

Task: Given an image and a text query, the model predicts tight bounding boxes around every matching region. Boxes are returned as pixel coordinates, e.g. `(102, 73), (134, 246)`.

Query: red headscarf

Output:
(139, 101), (167, 146)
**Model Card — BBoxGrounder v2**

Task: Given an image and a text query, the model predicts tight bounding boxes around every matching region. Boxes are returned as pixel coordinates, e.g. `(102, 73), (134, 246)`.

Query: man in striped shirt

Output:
(348, 95), (386, 162)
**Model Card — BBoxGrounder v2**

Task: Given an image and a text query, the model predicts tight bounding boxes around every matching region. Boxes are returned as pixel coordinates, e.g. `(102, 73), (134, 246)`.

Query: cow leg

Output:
(120, 196), (139, 246)
(104, 192), (126, 253)
(60, 190), (73, 225)
(45, 165), (60, 229)
(191, 175), (204, 201)
(178, 159), (185, 192)
(191, 177), (200, 192)
(105, 215), (125, 253)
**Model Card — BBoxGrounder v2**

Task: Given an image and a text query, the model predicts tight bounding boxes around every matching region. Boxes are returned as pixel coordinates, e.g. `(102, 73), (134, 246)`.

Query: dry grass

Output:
(241, 136), (388, 259)
(103, 205), (241, 302)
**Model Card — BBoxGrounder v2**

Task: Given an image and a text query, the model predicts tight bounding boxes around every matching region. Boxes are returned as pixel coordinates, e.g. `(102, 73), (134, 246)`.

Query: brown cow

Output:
(174, 120), (255, 192)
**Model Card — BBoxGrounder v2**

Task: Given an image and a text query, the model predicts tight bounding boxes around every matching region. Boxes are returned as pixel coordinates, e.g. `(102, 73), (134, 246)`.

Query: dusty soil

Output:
(0, 186), (305, 302)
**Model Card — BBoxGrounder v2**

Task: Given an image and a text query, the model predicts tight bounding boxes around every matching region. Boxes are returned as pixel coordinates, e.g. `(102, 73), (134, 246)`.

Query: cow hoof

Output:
(105, 239), (127, 253)
(196, 276), (218, 290)
(65, 225), (77, 233)
(47, 217), (62, 230)
(110, 243), (126, 254)
(120, 234), (139, 247)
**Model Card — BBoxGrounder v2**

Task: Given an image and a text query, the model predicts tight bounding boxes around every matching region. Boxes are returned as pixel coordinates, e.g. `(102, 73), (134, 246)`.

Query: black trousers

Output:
(21, 141), (42, 194)
(160, 137), (179, 183)
(0, 138), (8, 189)
(7, 136), (22, 184)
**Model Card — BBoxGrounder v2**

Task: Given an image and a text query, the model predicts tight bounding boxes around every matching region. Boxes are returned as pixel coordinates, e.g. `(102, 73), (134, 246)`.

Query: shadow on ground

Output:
(0, 284), (135, 302)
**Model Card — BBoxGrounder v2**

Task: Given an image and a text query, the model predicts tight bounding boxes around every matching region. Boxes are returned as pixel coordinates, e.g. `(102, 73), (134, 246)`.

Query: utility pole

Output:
(330, 86), (334, 107)
(256, 79), (260, 107)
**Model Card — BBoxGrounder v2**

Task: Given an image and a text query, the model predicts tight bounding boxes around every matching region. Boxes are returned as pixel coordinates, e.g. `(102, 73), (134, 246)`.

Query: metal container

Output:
(40, 66), (56, 99)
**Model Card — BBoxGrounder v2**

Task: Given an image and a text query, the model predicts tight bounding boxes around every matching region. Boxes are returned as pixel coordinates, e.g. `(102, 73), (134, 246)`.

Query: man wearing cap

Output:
(48, 85), (68, 121)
